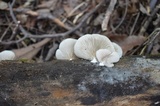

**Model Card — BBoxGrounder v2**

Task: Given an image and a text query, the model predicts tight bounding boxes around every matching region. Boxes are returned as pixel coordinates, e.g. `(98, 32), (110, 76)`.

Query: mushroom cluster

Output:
(55, 34), (123, 67)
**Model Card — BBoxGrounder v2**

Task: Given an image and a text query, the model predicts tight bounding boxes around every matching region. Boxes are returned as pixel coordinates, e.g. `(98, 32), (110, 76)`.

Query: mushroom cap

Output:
(96, 49), (120, 67)
(56, 38), (77, 60)
(0, 50), (15, 61)
(74, 34), (115, 61)
(112, 42), (123, 58)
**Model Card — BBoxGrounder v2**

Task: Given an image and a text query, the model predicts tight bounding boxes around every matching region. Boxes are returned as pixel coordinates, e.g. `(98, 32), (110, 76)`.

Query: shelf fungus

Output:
(112, 42), (123, 58)
(0, 50), (16, 61)
(55, 38), (78, 60)
(74, 34), (115, 63)
(96, 49), (120, 67)
(56, 34), (123, 67)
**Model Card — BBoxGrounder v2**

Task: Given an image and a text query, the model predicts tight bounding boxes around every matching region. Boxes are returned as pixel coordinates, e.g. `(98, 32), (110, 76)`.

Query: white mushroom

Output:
(112, 42), (123, 58)
(0, 50), (15, 61)
(55, 38), (77, 60)
(74, 34), (115, 63)
(96, 49), (120, 67)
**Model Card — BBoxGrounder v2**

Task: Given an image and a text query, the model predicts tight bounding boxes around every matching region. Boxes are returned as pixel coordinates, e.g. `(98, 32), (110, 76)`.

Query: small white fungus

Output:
(0, 50), (15, 61)
(55, 38), (77, 60)
(112, 42), (123, 58)
(96, 49), (120, 67)
(74, 34), (115, 62)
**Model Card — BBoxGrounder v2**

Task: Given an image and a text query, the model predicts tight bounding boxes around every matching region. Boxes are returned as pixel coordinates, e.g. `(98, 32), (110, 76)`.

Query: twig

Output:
(28, 0), (105, 38)
(131, 28), (160, 55)
(102, 0), (117, 31)
(150, 0), (158, 11)
(45, 41), (58, 61)
(0, 22), (13, 41)
(37, 13), (83, 36)
(11, 0), (16, 7)
(0, 0), (105, 44)
(68, 2), (87, 17)
(129, 12), (140, 36)
(0, 1), (28, 45)
(9, 21), (20, 40)
(106, 0), (128, 34)
(138, 4), (160, 36)
(13, 8), (38, 16)
(14, 8), (83, 36)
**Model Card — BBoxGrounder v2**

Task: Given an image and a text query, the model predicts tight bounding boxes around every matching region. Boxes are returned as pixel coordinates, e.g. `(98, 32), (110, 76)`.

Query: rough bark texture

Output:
(0, 56), (160, 106)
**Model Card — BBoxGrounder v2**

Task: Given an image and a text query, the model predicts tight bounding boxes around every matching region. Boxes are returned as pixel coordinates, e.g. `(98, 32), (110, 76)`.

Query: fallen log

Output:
(0, 56), (160, 106)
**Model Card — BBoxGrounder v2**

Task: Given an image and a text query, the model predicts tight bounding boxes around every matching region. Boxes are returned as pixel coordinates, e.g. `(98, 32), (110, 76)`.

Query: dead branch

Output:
(138, 4), (160, 36)
(0, 0), (105, 45)
(102, 0), (117, 31)
(105, 0), (128, 34)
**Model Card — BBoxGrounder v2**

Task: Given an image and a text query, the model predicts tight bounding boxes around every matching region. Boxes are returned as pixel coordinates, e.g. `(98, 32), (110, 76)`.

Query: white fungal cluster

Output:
(55, 34), (123, 67)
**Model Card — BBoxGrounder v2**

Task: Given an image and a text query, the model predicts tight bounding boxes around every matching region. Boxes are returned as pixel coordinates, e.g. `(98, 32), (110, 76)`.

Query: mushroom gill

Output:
(74, 34), (115, 62)
(96, 49), (120, 67)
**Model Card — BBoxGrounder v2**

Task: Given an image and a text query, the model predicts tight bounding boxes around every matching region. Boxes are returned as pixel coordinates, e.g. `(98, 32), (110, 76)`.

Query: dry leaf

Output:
(13, 38), (51, 59)
(16, 14), (28, 24)
(37, 0), (59, 10)
(140, 3), (150, 15)
(108, 35), (146, 55)
(25, 16), (37, 29)
(127, 0), (138, 14)
(63, 4), (72, 16)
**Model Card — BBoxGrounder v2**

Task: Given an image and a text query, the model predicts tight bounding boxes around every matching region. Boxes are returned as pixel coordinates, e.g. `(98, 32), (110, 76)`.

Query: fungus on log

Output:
(56, 38), (78, 60)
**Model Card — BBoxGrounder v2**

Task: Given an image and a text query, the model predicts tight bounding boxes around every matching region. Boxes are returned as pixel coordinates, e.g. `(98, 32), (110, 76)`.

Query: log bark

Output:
(0, 56), (160, 106)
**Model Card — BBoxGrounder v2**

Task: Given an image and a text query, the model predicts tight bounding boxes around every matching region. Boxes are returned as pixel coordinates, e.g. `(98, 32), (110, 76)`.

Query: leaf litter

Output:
(0, 0), (160, 61)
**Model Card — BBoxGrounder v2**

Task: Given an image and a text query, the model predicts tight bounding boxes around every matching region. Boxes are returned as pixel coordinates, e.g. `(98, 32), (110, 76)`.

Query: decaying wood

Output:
(0, 56), (160, 106)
